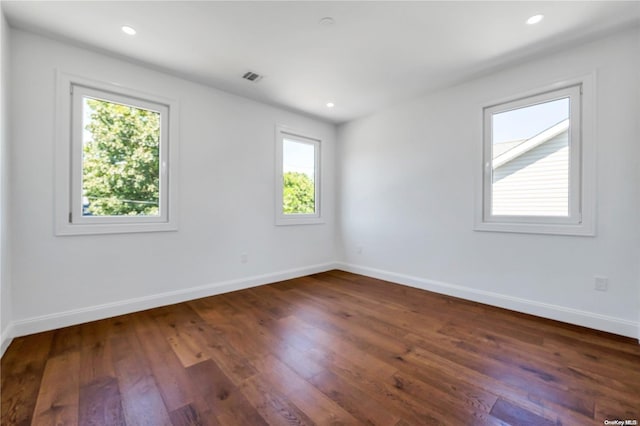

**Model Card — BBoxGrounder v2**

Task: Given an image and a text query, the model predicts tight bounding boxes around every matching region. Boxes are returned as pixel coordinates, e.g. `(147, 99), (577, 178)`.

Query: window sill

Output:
(55, 221), (178, 236)
(275, 216), (324, 226)
(473, 221), (595, 237)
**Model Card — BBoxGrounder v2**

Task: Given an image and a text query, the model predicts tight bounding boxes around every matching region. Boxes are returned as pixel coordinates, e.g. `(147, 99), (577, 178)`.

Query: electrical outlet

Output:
(594, 276), (608, 291)
(240, 253), (248, 264)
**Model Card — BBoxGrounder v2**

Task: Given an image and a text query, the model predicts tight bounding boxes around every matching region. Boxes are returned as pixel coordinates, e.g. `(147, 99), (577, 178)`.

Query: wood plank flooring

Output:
(2, 270), (639, 425)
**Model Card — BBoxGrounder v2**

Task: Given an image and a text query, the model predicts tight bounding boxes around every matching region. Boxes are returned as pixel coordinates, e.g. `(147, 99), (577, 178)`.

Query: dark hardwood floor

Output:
(2, 270), (639, 425)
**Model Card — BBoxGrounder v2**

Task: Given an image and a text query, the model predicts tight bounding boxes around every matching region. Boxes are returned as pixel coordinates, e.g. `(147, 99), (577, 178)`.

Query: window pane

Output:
(82, 97), (161, 217)
(282, 139), (315, 214)
(491, 98), (570, 216)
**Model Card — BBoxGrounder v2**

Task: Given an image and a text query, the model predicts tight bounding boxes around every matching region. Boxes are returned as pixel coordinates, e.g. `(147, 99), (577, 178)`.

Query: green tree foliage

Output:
(283, 171), (315, 214)
(82, 99), (160, 216)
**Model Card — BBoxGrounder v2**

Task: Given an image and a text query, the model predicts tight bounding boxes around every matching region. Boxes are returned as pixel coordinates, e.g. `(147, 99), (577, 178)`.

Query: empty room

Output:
(1, 1), (639, 425)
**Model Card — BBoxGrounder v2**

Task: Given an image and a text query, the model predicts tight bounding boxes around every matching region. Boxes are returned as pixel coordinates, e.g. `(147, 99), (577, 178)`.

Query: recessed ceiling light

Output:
(121, 25), (137, 36)
(526, 14), (544, 25)
(319, 17), (335, 26)
(326, 102), (335, 108)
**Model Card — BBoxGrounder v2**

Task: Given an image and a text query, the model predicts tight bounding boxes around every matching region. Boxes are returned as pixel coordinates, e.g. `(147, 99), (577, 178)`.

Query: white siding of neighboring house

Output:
(492, 131), (568, 216)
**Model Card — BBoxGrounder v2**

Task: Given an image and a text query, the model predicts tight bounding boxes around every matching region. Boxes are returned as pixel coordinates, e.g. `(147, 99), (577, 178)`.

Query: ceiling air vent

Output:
(242, 71), (263, 82)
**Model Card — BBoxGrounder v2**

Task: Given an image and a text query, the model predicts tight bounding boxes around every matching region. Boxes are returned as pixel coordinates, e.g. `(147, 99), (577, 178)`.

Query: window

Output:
(55, 73), (178, 235)
(275, 126), (322, 225)
(475, 76), (595, 236)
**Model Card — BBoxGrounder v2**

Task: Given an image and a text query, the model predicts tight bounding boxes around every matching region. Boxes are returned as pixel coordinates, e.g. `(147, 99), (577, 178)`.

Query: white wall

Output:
(338, 28), (640, 338)
(5, 25), (639, 343)
(0, 9), (12, 354)
(9, 29), (336, 336)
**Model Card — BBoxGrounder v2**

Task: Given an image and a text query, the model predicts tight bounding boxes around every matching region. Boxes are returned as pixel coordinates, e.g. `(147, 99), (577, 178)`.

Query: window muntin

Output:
(476, 78), (595, 236)
(275, 127), (322, 225)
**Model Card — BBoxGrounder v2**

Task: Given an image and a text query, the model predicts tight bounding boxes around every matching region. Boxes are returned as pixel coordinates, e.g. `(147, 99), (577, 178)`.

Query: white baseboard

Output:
(336, 262), (640, 340)
(8, 262), (337, 341)
(0, 322), (14, 357)
(4, 261), (637, 354)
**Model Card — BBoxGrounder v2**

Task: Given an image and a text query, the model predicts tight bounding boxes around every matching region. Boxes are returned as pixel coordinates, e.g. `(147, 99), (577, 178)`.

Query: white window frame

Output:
(275, 125), (323, 226)
(474, 74), (596, 236)
(55, 72), (179, 235)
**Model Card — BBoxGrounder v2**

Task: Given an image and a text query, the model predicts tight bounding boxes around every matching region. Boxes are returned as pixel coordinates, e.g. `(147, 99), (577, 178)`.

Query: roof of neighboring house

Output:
(493, 139), (526, 157)
(492, 119), (569, 169)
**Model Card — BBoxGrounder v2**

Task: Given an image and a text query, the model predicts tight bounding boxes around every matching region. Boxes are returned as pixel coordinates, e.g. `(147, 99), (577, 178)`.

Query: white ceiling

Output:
(3, 1), (639, 123)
